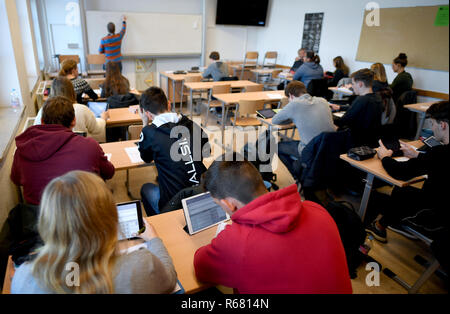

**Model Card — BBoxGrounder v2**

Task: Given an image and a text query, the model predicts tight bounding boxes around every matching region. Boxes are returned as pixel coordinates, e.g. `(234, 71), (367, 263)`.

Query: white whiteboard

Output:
(86, 11), (202, 56)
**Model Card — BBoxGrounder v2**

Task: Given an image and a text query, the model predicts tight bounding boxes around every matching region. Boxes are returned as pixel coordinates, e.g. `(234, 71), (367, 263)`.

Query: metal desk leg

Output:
(359, 173), (375, 222)
(190, 89), (194, 119)
(172, 79), (176, 112)
(414, 112), (426, 140)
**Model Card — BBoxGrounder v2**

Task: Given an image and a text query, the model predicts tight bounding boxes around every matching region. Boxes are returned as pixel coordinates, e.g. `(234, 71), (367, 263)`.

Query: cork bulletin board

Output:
(356, 5), (449, 71)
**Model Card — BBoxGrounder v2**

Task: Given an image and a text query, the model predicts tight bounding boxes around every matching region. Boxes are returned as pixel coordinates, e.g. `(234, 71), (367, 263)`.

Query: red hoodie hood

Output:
(231, 184), (302, 233)
(15, 125), (77, 162)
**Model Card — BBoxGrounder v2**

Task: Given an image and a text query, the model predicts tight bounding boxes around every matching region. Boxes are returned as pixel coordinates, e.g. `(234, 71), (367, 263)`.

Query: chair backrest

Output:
(307, 78), (331, 99)
(128, 125), (143, 140)
(237, 99), (265, 116)
(59, 55), (80, 65)
(244, 84), (264, 93)
(87, 54), (106, 65)
(212, 84), (231, 95)
(263, 51), (278, 68)
(184, 76), (202, 83)
(244, 51), (259, 66)
(280, 97), (289, 108)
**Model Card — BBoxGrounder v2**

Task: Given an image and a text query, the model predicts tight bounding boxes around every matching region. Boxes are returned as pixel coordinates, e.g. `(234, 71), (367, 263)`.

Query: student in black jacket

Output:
(333, 68), (383, 147)
(327, 56), (349, 87)
(366, 101), (449, 269)
(390, 53), (413, 103)
(138, 87), (210, 216)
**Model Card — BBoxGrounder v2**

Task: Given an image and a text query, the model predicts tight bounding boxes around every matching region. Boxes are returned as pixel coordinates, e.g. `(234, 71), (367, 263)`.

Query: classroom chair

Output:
(263, 69), (283, 90)
(202, 84), (231, 128)
(87, 54), (106, 77)
(240, 52), (259, 80)
(307, 78), (333, 100)
(383, 224), (447, 294)
(180, 76), (203, 114)
(230, 99), (265, 151)
(244, 84), (264, 93)
(262, 51), (278, 68)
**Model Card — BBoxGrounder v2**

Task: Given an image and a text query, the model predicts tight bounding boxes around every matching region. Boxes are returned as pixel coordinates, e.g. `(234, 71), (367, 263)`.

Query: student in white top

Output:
(35, 77), (106, 142)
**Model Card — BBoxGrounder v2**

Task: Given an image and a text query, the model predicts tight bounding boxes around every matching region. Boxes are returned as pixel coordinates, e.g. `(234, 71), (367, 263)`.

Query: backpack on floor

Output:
(324, 200), (367, 279)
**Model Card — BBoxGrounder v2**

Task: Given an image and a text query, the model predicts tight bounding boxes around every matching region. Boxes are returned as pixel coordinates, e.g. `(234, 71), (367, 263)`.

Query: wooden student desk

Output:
(159, 71), (203, 105)
(182, 80), (260, 119)
(250, 68), (283, 83)
(2, 210), (220, 294)
(105, 108), (142, 128)
(212, 90), (286, 143)
(340, 140), (426, 222)
(405, 102), (434, 140)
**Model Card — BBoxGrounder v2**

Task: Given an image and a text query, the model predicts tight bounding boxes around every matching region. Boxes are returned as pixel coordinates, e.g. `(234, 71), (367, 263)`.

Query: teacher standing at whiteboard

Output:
(99, 16), (127, 73)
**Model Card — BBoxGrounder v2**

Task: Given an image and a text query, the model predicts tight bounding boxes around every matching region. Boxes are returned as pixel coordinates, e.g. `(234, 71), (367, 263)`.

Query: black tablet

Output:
(256, 109), (276, 119)
(117, 201), (145, 240)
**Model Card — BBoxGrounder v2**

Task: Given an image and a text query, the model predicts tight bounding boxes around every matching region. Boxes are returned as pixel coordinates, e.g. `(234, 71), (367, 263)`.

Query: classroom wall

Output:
(0, 1), (22, 107)
(251, 0), (449, 94)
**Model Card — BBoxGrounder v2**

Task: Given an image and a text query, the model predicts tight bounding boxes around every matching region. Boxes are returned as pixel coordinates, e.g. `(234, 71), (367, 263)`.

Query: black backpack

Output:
(323, 200), (367, 279)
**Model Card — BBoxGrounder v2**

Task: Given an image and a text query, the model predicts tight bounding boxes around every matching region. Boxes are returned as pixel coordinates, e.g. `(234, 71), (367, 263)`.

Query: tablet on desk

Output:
(256, 109), (277, 119)
(182, 192), (230, 235)
(117, 201), (145, 241)
(88, 102), (108, 118)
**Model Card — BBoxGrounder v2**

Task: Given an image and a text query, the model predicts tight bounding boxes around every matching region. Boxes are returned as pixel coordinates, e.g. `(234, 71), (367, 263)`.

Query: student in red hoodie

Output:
(194, 155), (352, 294)
(11, 96), (115, 205)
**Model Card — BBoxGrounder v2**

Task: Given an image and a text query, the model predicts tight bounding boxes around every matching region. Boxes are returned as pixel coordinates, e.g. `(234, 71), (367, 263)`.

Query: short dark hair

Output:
(285, 81), (307, 97)
(209, 51), (220, 61)
(201, 153), (267, 205)
(107, 22), (115, 34)
(426, 101), (449, 124)
(140, 87), (169, 115)
(42, 96), (75, 128)
(351, 68), (374, 87)
(393, 53), (408, 67)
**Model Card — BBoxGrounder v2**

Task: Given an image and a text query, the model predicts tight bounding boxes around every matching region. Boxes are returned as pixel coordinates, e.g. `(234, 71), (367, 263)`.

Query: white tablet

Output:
(182, 192), (230, 235)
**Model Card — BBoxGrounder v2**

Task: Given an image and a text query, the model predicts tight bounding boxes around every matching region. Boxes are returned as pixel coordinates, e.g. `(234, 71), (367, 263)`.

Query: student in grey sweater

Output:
(273, 81), (336, 178)
(293, 51), (324, 89)
(202, 51), (229, 81)
(11, 171), (177, 294)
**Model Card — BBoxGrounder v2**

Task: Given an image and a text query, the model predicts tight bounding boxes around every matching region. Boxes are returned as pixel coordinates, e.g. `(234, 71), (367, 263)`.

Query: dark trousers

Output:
(378, 186), (427, 227)
(277, 140), (301, 180)
(140, 183), (161, 216)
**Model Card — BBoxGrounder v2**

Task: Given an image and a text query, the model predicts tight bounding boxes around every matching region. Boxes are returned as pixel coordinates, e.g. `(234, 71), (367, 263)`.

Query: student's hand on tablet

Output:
(400, 141), (419, 159)
(136, 220), (158, 241)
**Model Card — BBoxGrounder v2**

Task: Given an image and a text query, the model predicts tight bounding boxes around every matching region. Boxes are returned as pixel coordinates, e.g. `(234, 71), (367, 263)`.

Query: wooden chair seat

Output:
(231, 116), (262, 127)
(209, 100), (224, 108)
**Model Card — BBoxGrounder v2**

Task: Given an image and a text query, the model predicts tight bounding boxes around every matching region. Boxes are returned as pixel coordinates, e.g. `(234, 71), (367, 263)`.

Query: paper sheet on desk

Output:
(267, 93), (283, 99)
(105, 153), (112, 161)
(333, 112), (345, 118)
(125, 147), (144, 164)
(129, 105), (139, 114)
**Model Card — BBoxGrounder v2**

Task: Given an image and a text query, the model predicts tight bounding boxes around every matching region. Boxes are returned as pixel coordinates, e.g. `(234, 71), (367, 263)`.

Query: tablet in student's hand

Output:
(182, 192), (230, 235)
(117, 201), (145, 241)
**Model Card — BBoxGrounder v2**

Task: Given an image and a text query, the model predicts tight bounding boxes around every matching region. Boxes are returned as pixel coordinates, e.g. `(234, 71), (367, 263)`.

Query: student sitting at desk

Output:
(272, 81), (336, 179)
(202, 51), (229, 81)
(59, 59), (98, 104)
(366, 101), (448, 270)
(289, 48), (306, 74)
(194, 156), (352, 294)
(11, 171), (177, 294)
(138, 87), (210, 216)
(327, 56), (349, 87)
(390, 53), (413, 104)
(333, 68), (383, 147)
(292, 50), (324, 88)
(101, 61), (139, 108)
(11, 97), (115, 205)
(370, 63), (389, 93)
(34, 77), (106, 142)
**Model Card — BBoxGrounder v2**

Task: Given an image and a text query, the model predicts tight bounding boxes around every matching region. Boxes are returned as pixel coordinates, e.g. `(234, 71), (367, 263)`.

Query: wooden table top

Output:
(405, 102), (434, 113)
(340, 140), (426, 187)
(213, 90), (286, 105)
(250, 68), (283, 74)
(100, 140), (145, 170)
(145, 209), (220, 294)
(183, 80), (259, 91)
(2, 210), (220, 294)
(159, 71), (203, 81)
(106, 107), (141, 127)
(258, 117), (296, 130)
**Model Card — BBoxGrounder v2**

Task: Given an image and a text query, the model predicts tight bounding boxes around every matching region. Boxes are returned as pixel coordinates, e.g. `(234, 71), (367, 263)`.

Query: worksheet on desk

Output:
(125, 147), (144, 163)
(266, 93), (283, 99)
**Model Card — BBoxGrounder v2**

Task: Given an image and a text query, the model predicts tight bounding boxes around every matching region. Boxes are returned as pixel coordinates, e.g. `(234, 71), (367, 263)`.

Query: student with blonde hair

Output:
(11, 171), (177, 294)
(34, 77), (106, 142)
(59, 59), (98, 104)
(370, 63), (389, 93)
